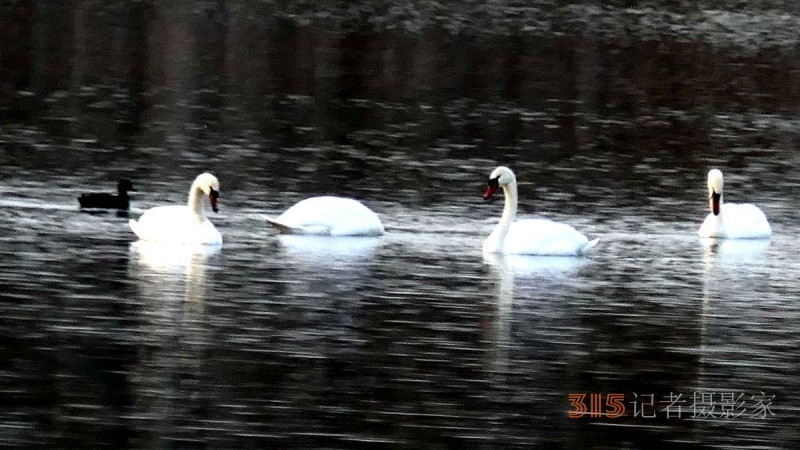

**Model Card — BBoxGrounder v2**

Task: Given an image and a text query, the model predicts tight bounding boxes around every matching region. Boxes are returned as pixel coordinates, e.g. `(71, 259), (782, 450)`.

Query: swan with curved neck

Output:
(187, 173), (219, 221)
(698, 169), (771, 239)
(482, 166), (597, 255)
(129, 173), (222, 244)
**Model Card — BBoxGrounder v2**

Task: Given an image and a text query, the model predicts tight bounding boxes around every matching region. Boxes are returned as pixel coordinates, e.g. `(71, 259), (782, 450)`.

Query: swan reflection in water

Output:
(274, 235), (383, 374)
(278, 234), (383, 274)
(274, 234), (382, 306)
(698, 237), (770, 393)
(276, 235), (382, 265)
(129, 241), (221, 305)
(483, 253), (588, 277)
(482, 253), (588, 386)
(127, 241), (220, 443)
(700, 237), (770, 264)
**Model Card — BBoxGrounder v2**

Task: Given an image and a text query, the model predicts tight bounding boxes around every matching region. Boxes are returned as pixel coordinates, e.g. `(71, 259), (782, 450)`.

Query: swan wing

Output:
(269, 196), (384, 236)
(130, 205), (221, 244)
(265, 217), (329, 235)
(722, 203), (771, 239)
(698, 213), (719, 238)
(503, 219), (594, 256)
(699, 203), (771, 239)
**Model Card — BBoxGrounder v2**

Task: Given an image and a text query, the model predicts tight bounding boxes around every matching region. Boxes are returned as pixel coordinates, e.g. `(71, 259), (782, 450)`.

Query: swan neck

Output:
(500, 182), (518, 228)
(484, 181), (518, 253)
(188, 184), (205, 222)
(491, 181), (517, 247)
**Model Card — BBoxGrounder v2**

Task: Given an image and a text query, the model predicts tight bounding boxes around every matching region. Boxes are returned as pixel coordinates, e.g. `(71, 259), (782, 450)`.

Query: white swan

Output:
(698, 169), (771, 239)
(129, 173), (222, 244)
(482, 166), (597, 255)
(265, 196), (384, 236)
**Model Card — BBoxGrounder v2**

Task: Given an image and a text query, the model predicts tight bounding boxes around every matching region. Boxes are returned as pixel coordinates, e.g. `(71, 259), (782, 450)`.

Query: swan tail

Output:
(128, 219), (143, 239)
(581, 238), (600, 254)
(265, 217), (303, 234)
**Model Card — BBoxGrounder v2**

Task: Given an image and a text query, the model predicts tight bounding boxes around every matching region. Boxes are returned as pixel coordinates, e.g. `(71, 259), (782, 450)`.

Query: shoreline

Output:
(238, 3), (800, 50)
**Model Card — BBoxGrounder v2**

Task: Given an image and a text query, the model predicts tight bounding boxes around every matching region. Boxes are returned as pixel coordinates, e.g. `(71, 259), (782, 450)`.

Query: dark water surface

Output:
(2, 2), (800, 449)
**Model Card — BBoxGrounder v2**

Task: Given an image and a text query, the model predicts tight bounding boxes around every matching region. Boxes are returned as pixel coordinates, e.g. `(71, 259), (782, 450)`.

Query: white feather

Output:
(698, 169), (771, 239)
(482, 166), (597, 256)
(129, 173), (222, 245)
(266, 196), (384, 236)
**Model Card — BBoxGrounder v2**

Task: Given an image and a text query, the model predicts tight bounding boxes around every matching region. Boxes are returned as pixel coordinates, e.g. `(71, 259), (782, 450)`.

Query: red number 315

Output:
(568, 393), (625, 418)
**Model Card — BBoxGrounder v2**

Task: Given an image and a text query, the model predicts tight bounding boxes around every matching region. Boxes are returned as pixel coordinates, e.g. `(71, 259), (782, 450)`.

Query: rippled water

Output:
(2, 168), (799, 448)
(3, 2), (800, 449)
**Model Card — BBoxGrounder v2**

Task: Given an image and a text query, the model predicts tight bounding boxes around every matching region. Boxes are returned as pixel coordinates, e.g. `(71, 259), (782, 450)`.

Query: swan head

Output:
(194, 172), (220, 213)
(483, 166), (516, 200)
(118, 179), (136, 194)
(707, 169), (724, 216)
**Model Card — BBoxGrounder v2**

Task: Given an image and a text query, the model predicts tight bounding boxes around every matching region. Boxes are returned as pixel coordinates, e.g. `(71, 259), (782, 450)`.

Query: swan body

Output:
(484, 218), (597, 255)
(79, 179), (136, 209)
(266, 196), (384, 236)
(129, 173), (222, 245)
(482, 166), (597, 256)
(698, 169), (771, 239)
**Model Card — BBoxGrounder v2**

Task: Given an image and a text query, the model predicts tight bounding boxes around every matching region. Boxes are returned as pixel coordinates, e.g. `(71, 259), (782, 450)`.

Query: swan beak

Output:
(710, 191), (721, 216)
(483, 178), (500, 200)
(209, 189), (219, 213)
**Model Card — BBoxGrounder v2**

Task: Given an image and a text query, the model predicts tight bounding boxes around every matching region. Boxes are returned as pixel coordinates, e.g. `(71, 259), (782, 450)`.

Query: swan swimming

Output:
(698, 169), (771, 239)
(482, 166), (597, 256)
(265, 196), (384, 236)
(129, 172), (222, 245)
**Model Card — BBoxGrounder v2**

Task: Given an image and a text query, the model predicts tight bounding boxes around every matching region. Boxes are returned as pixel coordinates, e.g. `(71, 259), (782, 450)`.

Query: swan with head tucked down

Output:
(482, 166), (597, 256)
(266, 196), (384, 236)
(129, 173), (222, 245)
(698, 169), (771, 239)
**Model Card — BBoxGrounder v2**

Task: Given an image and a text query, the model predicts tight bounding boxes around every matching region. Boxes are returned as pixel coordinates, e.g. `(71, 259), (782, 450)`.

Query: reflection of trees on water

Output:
(3, 2), (799, 213)
(3, 2), (799, 157)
